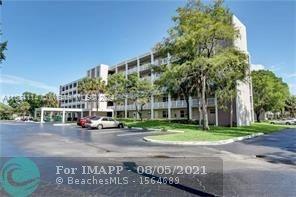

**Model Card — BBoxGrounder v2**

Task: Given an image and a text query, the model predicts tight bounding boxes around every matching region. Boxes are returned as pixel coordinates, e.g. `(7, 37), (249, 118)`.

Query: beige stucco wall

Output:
(233, 15), (253, 126)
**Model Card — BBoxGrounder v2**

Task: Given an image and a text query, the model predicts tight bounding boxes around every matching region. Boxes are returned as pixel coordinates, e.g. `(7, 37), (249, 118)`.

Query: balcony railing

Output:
(127, 67), (138, 75)
(107, 98), (216, 111)
(139, 63), (151, 72)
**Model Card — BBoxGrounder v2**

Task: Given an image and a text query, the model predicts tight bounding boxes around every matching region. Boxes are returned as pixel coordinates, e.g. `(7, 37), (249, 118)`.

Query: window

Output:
(82, 104), (85, 109)
(77, 105), (80, 108)
(162, 110), (168, 118)
(62, 87), (65, 91)
(210, 109), (215, 114)
(180, 110), (185, 118)
(109, 118), (114, 121)
(73, 90), (76, 94)
(69, 84), (72, 89)
(102, 118), (108, 121)
(66, 86), (68, 90)
(73, 83), (77, 87)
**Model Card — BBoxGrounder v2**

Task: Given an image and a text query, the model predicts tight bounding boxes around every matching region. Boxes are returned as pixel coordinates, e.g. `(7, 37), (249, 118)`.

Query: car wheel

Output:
(118, 124), (123, 128)
(98, 124), (103, 130)
(286, 122), (291, 125)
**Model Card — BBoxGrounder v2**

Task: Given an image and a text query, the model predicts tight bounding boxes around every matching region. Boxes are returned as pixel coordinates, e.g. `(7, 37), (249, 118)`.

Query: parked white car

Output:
(270, 118), (296, 125)
(85, 116), (124, 129)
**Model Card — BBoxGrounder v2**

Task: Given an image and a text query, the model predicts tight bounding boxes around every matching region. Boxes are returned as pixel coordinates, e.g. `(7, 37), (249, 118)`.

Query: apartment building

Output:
(59, 15), (254, 126)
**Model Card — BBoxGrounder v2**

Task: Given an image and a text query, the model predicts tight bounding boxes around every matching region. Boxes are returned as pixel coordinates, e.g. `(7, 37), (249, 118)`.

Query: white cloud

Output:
(288, 83), (296, 95)
(287, 73), (296, 78)
(0, 74), (57, 92)
(251, 64), (265, 71)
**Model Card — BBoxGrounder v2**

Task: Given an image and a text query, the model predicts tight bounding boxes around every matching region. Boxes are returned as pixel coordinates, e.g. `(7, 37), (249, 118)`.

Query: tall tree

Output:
(18, 101), (30, 118)
(127, 73), (154, 121)
(285, 95), (296, 118)
(211, 48), (249, 127)
(22, 92), (43, 116)
(0, 40), (7, 64)
(7, 96), (22, 109)
(78, 77), (106, 114)
(155, 0), (245, 130)
(106, 73), (127, 118)
(154, 63), (194, 121)
(252, 70), (289, 121)
(43, 92), (58, 108)
(0, 102), (13, 120)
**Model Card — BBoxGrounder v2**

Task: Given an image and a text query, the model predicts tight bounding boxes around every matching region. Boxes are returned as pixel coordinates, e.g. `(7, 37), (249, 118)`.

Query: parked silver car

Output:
(86, 116), (124, 129)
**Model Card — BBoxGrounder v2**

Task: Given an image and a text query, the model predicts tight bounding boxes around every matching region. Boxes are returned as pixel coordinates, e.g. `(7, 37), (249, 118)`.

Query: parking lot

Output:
(1, 121), (296, 196)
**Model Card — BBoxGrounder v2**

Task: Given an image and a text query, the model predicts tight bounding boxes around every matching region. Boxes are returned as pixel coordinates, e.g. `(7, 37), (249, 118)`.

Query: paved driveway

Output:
(0, 121), (295, 196)
(216, 129), (296, 165)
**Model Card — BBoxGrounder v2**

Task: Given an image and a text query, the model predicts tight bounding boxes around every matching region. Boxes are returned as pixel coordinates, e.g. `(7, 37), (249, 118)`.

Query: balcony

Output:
(107, 98), (216, 111)
(154, 57), (169, 66)
(139, 63), (151, 72)
(127, 67), (138, 75)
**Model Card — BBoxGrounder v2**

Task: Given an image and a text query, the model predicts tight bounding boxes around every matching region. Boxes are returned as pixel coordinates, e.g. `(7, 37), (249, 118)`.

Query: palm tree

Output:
(78, 77), (106, 115)
(43, 92), (58, 107)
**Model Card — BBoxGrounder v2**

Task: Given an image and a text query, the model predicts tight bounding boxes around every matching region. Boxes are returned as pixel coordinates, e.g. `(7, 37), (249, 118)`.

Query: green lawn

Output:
(121, 120), (293, 141)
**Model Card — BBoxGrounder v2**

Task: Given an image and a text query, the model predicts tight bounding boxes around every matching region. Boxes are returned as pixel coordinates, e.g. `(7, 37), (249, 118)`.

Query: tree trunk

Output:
(230, 96), (233, 127)
(96, 94), (99, 113)
(197, 87), (202, 127)
(185, 96), (190, 121)
(113, 102), (117, 118)
(139, 105), (144, 121)
(256, 112), (260, 122)
(201, 76), (209, 130)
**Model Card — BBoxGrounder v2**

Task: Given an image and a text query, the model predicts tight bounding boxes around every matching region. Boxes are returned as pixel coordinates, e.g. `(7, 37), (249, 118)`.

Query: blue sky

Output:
(1, 0), (295, 97)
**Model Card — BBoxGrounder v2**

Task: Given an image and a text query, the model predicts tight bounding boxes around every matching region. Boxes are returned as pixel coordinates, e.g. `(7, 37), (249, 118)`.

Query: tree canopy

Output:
(154, 0), (248, 129)
(252, 70), (290, 121)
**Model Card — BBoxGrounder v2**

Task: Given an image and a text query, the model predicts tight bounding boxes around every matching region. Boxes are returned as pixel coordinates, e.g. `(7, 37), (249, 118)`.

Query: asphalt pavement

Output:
(0, 121), (295, 196)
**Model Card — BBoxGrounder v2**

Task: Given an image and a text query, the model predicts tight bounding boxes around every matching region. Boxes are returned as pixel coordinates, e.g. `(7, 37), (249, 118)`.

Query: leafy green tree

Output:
(155, 0), (245, 130)
(42, 92), (58, 108)
(127, 73), (154, 121)
(285, 95), (296, 118)
(22, 92), (43, 116)
(0, 102), (13, 120)
(0, 24), (7, 64)
(0, 40), (7, 64)
(154, 63), (194, 121)
(252, 70), (290, 121)
(7, 96), (22, 109)
(106, 73), (127, 118)
(78, 77), (106, 114)
(212, 49), (249, 127)
(18, 101), (30, 118)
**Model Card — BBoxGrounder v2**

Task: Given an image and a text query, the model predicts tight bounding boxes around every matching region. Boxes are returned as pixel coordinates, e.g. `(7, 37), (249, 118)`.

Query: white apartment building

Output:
(59, 15), (254, 126)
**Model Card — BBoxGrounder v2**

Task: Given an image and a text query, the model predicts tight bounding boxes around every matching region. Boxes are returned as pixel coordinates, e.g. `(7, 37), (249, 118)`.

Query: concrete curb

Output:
(143, 132), (264, 146)
(126, 127), (185, 133)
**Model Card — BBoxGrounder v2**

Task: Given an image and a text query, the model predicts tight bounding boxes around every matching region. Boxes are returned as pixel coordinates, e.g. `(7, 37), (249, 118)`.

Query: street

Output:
(0, 121), (295, 196)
